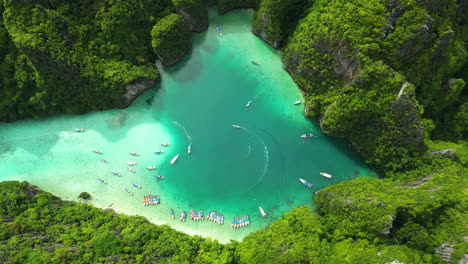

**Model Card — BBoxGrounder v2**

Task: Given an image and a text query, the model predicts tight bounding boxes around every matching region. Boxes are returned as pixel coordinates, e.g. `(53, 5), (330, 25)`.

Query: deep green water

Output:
(0, 10), (377, 242)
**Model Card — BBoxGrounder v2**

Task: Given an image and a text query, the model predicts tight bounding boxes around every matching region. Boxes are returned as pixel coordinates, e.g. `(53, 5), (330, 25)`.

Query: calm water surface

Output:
(0, 10), (377, 242)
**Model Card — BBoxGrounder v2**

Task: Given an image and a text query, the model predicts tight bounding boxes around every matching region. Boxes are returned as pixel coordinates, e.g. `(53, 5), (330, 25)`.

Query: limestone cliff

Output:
(151, 14), (192, 66)
(119, 79), (156, 108)
(217, 0), (258, 15)
(173, 0), (208, 32)
(252, 0), (310, 49)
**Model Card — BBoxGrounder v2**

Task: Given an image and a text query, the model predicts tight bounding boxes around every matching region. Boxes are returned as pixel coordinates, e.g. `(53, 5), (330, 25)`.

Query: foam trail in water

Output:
(172, 121), (192, 145)
(241, 127), (270, 192)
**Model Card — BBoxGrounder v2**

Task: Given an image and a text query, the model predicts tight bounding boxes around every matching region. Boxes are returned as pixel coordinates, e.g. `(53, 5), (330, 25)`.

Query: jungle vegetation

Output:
(0, 0), (466, 263)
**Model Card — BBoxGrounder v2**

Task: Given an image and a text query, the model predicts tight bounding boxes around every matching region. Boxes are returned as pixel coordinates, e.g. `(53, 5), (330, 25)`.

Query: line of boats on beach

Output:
(232, 216), (250, 228)
(143, 195), (160, 206)
(172, 209), (248, 228)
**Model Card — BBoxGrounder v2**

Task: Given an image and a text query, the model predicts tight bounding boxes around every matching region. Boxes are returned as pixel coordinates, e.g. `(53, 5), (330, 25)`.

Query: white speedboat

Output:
(320, 172), (332, 178)
(299, 178), (313, 188)
(294, 100), (301, 105)
(259, 206), (266, 217)
(146, 166), (156, 170)
(188, 144), (192, 154)
(301, 133), (314, 138)
(170, 154), (179, 165)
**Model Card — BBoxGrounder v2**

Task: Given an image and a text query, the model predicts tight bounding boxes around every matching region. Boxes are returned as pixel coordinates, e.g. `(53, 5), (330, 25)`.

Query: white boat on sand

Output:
(170, 154), (179, 165)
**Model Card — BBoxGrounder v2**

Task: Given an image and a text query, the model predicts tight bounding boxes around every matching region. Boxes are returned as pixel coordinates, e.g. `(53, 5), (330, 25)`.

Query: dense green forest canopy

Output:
(1, 167), (465, 263)
(0, 0), (467, 263)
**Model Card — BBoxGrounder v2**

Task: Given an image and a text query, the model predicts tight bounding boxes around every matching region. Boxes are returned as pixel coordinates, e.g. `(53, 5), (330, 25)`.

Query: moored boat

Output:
(74, 128), (85, 133)
(127, 161), (137, 166)
(246, 100), (252, 107)
(161, 143), (170, 146)
(146, 166), (156, 170)
(153, 195), (160, 204)
(191, 210), (205, 221)
(93, 150), (103, 154)
(155, 150), (164, 154)
(132, 183), (141, 188)
(127, 167), (135, 173)
(216, 25), (222, 36)
(170, 154), (179, 165)
(294, 100), (301, 105)
(129, 152), (139, 156)
(231, 216), (250, 228)
(259, 206), (266, 217)
(232, 124), (241, 129)
(100, 158), (108, 163)
(180, 211), (187, 221)
(170, 209), (175, 219)
(301, 133), (314, 138)
(125, 188), (133, 196)
(143, 195), (160, 205)
(251, 61), (260, 65)
(187, 144), (192, 154)
(112, 172), (121, 176)
(98, 178), (107, 184)
(155, 175), (165, 180)
(320, 172), (332, 178)
(299, 178), (313, 188)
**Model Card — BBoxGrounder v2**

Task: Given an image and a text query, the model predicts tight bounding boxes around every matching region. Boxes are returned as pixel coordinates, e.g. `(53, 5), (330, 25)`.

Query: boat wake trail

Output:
(172, 121), (192, 144)
(242, 127), (270, 192)
(256, 128), (286, 193)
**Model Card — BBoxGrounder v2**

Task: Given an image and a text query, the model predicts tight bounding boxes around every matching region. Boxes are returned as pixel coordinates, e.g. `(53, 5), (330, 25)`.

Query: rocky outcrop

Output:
(427, 149), (457, 159)
(378, 214), (394, 237)
(397, 16), (435, 59)
(119, 79), (155, 108)
(151, 14), (192, 66)
(435, 242), (455, 263)
(382, 0), (405, 39)
(174, 0), (208, 32)
(252, 11), (280, 48)
(252, 0), (310, 49)
(390, 82), (427, 153)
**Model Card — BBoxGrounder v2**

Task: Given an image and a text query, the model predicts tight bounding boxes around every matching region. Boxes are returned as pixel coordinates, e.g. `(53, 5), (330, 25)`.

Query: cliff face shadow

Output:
(164, 49), (204, 84)
(324, 131), (380, 178)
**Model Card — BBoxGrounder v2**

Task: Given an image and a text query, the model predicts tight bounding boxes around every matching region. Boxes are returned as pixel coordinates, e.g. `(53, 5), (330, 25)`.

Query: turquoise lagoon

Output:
(0, 10), (377, 243)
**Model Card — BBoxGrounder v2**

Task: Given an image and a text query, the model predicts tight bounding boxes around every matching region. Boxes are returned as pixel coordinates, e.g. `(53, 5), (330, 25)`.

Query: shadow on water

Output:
(195, 29), (220, 55)
(163, 49), (204, 84)
(0, 126), (60, 157)
(314, 121), (381, 178)
(209, 9), (255, 35)
(0, 138), (12, 154)
(91, 89), (161, 142)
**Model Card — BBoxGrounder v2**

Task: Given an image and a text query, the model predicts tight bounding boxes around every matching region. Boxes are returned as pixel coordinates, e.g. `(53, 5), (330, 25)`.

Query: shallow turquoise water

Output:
(0, 10), (377, 243)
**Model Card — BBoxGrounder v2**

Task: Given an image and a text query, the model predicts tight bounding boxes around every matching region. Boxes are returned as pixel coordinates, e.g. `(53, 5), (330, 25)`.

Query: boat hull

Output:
(170, 154), (179, 165)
